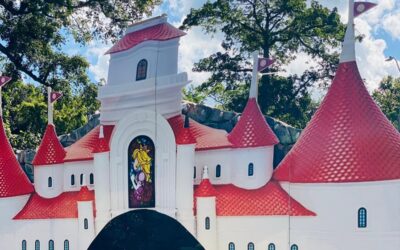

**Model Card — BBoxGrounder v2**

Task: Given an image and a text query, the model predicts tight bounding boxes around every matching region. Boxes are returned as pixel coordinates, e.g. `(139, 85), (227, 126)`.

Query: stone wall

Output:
(17, 103), (301, 181)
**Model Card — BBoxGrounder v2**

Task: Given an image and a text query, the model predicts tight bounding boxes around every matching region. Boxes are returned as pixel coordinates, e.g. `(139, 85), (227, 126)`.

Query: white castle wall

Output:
(93, 151), (111, 233)
(176, 143), (196, 235)
(195, 146), (274, 189)
(34, 164), (64, 198)
(195, 149), (234, 185)
(217, 216), (290, 250)
(281, 180), (400, 250)
(231, 146), (274, 189)
(63, 161), (95, 192)
(4, 219), (78, 250)
(0, 195), (30, 223)
(106, 39), (179, 87)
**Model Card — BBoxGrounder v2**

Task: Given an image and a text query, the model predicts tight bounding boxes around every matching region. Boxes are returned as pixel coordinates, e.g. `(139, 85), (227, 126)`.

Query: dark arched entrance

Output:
(88, 210), (204, 250)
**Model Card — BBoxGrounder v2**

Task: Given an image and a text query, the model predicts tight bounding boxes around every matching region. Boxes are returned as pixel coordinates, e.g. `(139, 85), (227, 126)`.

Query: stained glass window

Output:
(136, 59), (148, 81)
(358, 207), (367, 228)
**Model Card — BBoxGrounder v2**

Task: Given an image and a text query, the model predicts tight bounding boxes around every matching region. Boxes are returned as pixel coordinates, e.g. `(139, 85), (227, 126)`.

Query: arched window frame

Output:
(136, 59), (148, 81)
(268, 243), (275, 250)
(228, 242), (235, 250)
(80, 174), (84, 185)
(84, 218), (89, 229)
(35, 240), (40, 250)
(71, 174), (75, 186)
(216, 164), (221, 178)
(89, 173), (94, 185)
(358, 207), (367, 228)
(205, 217), (210, 230)
(22, 240), (27, 250)
(248, 242), (254, 250)
(49, 240), (54, 250)
(248, 163), (254, 176)
(64, 240), (69, 250)
(48, 177), (53, 188)
(291, 244), (298, 250)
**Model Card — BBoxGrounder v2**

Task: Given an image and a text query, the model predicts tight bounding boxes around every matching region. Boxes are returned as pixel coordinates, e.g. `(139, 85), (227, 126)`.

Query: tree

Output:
(0, 0), (161, 149)
(373, 76), (400, 131)
(181, 0), (345, 127)
(2, 79), (101, 150)
(0, 0), (160, 88)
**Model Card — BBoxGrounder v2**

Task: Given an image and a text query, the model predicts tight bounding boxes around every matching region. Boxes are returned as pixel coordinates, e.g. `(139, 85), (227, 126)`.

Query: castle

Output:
(0, 1), (399, 250)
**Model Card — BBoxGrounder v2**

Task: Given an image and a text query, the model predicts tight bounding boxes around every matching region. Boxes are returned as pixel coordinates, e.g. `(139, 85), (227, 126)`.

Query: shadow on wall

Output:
(88, 209), (204, 250)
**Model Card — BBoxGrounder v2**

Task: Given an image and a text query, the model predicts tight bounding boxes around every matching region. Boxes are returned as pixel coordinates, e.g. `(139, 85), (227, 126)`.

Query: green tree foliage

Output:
(0, 0), (160, 87)
(2, 80), (101, 149)
(373, 76), (400, 131)
(181, 0), (345, 128)
(0, 0), (160, 149)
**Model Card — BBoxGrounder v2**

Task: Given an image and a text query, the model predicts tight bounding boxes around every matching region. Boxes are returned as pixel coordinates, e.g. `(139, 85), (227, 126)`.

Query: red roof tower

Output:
(32, 124), (66, 166)
(274, 1), (400, 183)
(228, 98), (279, 148)
(0, 119), (34, 197)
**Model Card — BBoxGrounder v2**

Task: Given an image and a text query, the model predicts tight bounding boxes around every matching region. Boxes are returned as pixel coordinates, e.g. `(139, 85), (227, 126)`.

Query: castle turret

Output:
(93, 125), (112, 233)
(77, 179), (95, 250)
(99, 14), (190, 124)
(172, 114), (197, 235)
(32, 124), (66, 198)
(0, 118), (34, 221)
(228, 52), (279, 189)
(195, 166), (218, 250)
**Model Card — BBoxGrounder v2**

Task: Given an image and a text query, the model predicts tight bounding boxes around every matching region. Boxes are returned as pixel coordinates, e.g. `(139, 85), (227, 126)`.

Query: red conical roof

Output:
(194, 178), (217, 197)
(0, 119), (34, 197)
(228, 98), (279, 148)
(32, 124), (66, 166)
(77, 186), (94, 201)
(274, 61), (400, 183)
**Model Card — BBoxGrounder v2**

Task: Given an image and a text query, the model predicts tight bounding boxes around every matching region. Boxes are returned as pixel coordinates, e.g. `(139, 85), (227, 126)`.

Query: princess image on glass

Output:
(128, 136), (155, 208)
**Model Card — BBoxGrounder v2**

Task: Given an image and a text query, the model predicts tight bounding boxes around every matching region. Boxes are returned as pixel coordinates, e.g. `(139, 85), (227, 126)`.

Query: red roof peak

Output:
(106, 22), (186, 54)
(168, 115), (196, 145)
(65, 125), (114, 162)
(78, 186), (93, 201)
(228, 98), (279, 148)
(32, 124), (66, 166)
(274, 61), (400, 183)
(0, 118), (34, 197)
(93, 125), (110, 153)
(195, 166), (217, 197)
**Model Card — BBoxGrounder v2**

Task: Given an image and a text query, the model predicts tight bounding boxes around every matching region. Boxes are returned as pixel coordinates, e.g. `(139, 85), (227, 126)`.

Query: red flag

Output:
(50, 91), (63, 103)
(354, 2), (377, 17)
(258, 58), (275, 72)
(0, 76), (11, 87)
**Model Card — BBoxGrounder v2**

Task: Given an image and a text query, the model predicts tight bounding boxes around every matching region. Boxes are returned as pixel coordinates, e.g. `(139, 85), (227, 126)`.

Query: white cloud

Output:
(86, 43), (110, 82)
(382, 11), (400, 40)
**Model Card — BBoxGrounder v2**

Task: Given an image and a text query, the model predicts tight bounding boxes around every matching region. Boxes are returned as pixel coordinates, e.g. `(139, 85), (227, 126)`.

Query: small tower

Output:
(32, 87), (66, 198)
(93, 125), (112, 233)
(0, 118), (34, 221)
(228, 52), (279, 189)
(195, 166), (218, 250)
(32, 124), (66, 198)
(99, 14), (190, 124)
(77, 178), (95, 250)
(174, 114), (197, 235)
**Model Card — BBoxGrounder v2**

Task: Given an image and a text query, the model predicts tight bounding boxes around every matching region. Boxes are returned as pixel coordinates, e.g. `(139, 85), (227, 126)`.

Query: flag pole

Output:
(249, 51), (259, 100)
(48, 86), (53, 125)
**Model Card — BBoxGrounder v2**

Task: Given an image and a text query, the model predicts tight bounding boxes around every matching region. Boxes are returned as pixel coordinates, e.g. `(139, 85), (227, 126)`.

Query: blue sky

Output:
(85, 0), (400, 96)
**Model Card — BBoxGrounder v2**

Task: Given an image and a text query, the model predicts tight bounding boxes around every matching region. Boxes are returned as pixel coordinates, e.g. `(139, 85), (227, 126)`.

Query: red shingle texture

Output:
(0, 119), (34, 197)
(274, 61), (400, 183)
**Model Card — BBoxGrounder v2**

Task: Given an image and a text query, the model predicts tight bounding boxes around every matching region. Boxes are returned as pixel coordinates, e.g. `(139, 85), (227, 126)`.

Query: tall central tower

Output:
(98, 14), (189, 125)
